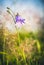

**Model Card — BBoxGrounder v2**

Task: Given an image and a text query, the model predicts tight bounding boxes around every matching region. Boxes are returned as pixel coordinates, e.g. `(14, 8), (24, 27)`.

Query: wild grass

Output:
(0, 28), (44, 65)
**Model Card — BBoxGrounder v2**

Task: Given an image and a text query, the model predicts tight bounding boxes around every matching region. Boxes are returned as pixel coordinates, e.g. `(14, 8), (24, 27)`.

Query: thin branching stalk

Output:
(7, 7), (21, 46)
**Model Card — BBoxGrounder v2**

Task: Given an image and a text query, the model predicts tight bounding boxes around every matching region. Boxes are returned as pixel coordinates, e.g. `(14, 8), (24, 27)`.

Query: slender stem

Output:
(3, 29), (5, 65)
(6, 55), (8, 65)
(7, 7), (21, 45)
(7, 9), (16, 24)
(7, 7), (15, 19)
(15, 25), (20, 46)
(7, 7), (15, 16)
(3, 29), (8, 65)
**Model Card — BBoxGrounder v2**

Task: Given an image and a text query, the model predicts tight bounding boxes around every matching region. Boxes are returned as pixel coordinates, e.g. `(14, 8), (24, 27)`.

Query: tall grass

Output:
(0, 28), (44, 65)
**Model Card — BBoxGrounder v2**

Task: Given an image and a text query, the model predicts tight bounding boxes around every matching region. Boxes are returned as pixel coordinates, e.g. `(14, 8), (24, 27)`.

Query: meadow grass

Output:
(0, 28), (44, 65)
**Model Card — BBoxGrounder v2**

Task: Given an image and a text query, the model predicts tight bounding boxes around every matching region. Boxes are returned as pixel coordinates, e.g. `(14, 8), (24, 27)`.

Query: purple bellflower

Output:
(7, 7), (25, 24)
(15, 13), (25, 24)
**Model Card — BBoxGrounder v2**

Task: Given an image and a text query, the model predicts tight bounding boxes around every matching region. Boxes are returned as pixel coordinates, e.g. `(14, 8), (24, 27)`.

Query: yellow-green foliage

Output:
(0, 28), (43, 65)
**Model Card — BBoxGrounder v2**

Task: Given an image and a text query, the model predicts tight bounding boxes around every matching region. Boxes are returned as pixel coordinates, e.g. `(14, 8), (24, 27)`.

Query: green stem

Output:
(15, 26), (20, 46)
(3, 32), (8, 65)
(6, 55), (8, 65)
(3, 33), (5, 65)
